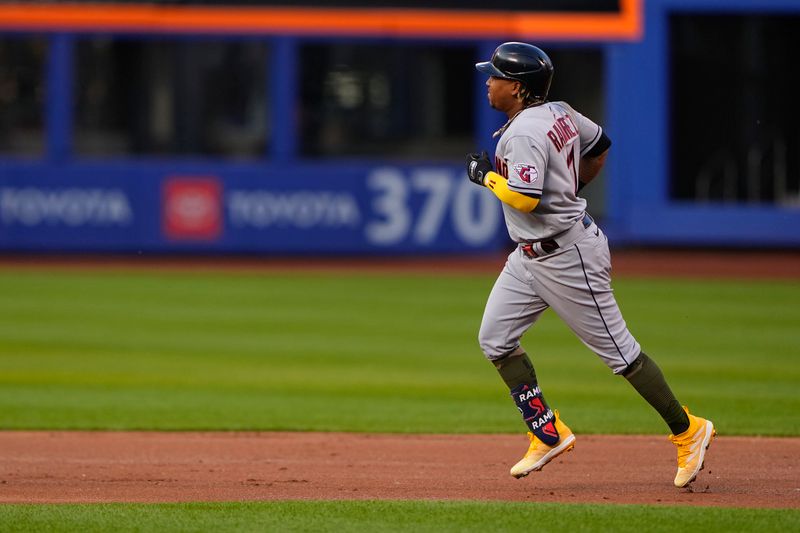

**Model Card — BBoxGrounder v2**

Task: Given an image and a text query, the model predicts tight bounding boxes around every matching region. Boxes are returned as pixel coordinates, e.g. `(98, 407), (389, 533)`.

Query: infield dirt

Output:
(1, 431), (798, 508)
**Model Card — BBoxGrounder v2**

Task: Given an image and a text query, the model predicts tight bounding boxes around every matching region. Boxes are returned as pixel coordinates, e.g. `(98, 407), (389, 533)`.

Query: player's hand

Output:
(466, 151), (492, 186)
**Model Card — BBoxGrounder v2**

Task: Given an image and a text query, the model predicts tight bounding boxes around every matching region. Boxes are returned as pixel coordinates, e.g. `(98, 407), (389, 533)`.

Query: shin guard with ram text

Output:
(510, 383), (560, 446)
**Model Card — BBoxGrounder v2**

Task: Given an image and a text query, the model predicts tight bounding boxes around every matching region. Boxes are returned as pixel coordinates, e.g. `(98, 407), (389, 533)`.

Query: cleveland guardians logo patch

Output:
(513, 164), (538, 184)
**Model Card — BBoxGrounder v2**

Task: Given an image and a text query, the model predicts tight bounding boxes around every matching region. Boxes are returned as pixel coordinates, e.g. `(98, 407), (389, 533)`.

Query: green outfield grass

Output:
(1, 500), (798, 532)
(0, 268), (797, 436)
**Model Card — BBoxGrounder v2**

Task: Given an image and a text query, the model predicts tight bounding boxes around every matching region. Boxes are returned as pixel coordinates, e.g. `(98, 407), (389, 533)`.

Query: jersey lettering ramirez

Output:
(494, 101), (604, 242)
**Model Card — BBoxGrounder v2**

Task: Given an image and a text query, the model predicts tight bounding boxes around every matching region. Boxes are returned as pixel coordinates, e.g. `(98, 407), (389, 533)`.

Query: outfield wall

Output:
(0, 0), (797, 253)
(0, 162), (503, 253)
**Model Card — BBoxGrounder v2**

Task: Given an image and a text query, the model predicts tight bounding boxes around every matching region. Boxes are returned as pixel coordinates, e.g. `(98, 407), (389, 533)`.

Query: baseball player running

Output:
(466, 42), (715, 487)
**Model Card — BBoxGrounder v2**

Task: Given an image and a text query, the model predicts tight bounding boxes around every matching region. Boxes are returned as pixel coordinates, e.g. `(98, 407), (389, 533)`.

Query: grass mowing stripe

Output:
(0, 270), (797, 435)
(0, 500), (797, 532)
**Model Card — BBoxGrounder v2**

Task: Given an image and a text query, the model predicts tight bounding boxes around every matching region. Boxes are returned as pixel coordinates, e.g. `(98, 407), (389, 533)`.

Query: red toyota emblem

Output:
(162, 176), (223, 241)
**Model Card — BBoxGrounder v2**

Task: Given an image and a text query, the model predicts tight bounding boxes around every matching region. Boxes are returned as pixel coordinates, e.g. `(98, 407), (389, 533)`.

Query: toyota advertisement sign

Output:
(0, 163), (506, 253)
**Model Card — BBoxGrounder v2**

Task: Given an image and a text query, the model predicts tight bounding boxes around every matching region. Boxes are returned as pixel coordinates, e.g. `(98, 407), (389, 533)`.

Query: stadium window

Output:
(298, 43), (475, 160)
(670, 14), (800, 205)
(74, 37), (269, 159)
(0, 37), (46, 156)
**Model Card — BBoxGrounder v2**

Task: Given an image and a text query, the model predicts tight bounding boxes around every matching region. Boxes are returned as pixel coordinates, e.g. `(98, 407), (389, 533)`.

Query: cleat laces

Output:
(523, 431), (552, 456)
(669, 433), (693, 468)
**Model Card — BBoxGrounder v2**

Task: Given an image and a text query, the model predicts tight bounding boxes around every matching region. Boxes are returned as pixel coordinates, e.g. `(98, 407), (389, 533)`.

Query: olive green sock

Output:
(623, 352), (690, 435)
(492, 350), (538, 390)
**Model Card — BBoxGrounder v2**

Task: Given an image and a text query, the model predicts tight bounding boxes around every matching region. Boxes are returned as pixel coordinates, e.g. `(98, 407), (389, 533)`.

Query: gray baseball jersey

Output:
(494, 101), (603, 242)
(479, 101), (641, 374)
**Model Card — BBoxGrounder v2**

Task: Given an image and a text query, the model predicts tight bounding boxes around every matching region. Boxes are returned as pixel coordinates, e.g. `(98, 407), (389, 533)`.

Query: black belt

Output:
(520, 214), (593, 259)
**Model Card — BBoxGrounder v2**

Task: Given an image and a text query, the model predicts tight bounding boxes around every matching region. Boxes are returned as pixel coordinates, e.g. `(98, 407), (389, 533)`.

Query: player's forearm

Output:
(579, 149), (608, 184)
(484, 171), (540, 212)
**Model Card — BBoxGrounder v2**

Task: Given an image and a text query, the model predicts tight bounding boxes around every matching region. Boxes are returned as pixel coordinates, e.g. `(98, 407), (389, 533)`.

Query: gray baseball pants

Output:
(479, 220), (641, 374)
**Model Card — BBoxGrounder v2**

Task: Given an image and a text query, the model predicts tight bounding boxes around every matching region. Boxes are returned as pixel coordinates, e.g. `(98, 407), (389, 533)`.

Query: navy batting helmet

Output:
(476, 42), (554, 102)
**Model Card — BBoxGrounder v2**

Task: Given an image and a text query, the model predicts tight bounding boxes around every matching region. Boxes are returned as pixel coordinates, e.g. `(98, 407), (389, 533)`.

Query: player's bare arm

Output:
(577, 128), (612, 191)
(578, 148), (609, 188)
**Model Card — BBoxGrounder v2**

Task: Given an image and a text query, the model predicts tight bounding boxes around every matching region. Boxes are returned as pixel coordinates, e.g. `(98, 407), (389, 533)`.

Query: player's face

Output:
(486, 76), (520, 113)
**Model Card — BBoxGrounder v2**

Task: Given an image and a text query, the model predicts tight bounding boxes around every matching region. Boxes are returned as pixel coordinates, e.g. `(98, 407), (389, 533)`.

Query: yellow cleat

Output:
(669, 406), (716, 488)
(510, 410), (575, 479)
